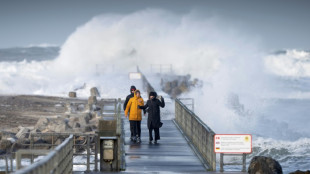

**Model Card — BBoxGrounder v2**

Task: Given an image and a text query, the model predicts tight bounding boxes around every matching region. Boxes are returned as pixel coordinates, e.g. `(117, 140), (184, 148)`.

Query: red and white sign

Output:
(214, 134), (252, 153)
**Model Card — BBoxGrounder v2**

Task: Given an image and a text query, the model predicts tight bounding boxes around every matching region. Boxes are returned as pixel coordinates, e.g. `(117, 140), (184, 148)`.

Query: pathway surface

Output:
(123, 118), (207, 173)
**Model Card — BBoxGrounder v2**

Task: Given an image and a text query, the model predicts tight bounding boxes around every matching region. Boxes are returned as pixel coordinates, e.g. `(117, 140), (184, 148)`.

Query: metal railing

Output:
(14, 134), (74, 174)
(116, 99), (125, 170)
(175, 99), (216, 171)
(11, 132), (98, 173)
(178, 98), (194, 112)
(150, 64), (173, 74)
(137, 66), (155, 95)
(0, 154), (13, 174)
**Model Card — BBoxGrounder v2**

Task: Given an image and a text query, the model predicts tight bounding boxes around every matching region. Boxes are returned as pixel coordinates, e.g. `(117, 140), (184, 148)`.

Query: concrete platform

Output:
(122, 119), (207, 173)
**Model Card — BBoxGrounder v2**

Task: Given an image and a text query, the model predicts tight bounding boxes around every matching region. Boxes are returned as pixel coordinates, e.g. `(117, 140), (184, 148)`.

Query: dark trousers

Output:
(130, 120), (141, 138)
(149, 123), (160, 141)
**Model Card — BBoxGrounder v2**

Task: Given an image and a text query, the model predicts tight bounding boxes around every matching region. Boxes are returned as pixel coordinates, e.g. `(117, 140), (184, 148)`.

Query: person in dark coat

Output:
(124, 85), (136, 141)
(139, 92), (165, 143)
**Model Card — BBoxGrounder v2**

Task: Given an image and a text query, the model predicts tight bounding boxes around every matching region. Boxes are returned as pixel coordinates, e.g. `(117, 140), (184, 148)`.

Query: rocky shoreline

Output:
(0, 93), (100, 155)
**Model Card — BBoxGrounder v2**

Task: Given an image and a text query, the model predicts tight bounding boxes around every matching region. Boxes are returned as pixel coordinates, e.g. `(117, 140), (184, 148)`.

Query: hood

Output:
(130, 85), (136, 93)
(149, 91), (157, 99)
(134, 90), (141, 98)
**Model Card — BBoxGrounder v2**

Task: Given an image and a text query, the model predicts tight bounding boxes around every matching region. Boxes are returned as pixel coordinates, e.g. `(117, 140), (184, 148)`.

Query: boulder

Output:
(69, 91), (77, 98)
(79, 113), (91, 126)
(290, 170), (310, 174)
(0, 131), (17, 142)
(84, 125), (93, 132)
(16, 127), (30, 139)
(35, 118), (50, 131)
(248, 156), (283, 174)
(31, 129), (41, 134)
(74, 122), (81, 128)
(15, 138), (30, 149)
(90, 87), (100, 97)
(88, 96), (97, 105)
(0, 139), (12, 151)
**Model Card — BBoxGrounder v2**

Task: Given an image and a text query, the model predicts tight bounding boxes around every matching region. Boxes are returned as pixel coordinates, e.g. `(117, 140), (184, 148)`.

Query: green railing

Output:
(175, 99), (216, 171)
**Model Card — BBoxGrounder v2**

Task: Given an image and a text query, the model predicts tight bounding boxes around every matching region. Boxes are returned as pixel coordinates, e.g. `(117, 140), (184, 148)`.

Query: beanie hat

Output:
(130, 86), (136, 93)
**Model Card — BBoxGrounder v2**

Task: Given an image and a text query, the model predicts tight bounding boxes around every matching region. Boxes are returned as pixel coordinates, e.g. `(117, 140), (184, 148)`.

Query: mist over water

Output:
(0, 9), (309, 172)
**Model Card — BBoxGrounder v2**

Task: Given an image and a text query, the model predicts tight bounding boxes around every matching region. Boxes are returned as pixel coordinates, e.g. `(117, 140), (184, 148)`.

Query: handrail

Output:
(14, 134), (74, 174)
(137, 66), (155, 94)
(175, 98), (216, 171)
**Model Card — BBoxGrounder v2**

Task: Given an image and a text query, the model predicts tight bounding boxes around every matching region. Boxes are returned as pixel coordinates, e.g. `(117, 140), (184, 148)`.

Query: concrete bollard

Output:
(69, 92), (77, 98)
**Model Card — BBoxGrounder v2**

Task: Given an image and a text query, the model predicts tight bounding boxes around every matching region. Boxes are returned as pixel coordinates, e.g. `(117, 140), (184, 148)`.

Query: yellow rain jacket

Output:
(125, 90), (144, 121)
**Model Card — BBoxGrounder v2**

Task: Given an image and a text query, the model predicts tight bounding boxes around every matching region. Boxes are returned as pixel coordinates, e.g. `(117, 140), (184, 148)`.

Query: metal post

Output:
(192, 98), (195, 112)
(31, 136), (34, 164)
(242, 153), (246, 172)
(87, 135), (90, 172)
(95, 136), (98, 171)
(10, 155), (13, 172)
(220, 153), (224, 172)
(16, 152), (21, 170)
(5, 156), (8, 174)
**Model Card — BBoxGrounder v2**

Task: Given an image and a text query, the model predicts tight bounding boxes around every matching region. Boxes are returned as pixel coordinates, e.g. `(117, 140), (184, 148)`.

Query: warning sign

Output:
(214, 134), (252, 153)
(129, 72), (142, 80)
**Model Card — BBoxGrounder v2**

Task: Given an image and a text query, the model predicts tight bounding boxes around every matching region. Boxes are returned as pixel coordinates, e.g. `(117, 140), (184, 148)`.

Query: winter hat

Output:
(149, 91), (157, 98)
(130, 86), (136, 92)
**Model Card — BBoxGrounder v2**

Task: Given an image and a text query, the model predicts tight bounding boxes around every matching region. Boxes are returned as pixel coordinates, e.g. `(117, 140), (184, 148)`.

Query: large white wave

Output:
(264, 50), (310, 77)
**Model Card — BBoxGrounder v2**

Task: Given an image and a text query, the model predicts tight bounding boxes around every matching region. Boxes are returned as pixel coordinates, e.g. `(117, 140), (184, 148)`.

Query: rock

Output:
(88, 96), (97, 105)
(289, 170), (310, 174)
(0, 149), (5, 155)
(248, 156), (283, 174)
(79, 113), (91, 126)
(171, 80), (178, 89)
(84, 125), (92, 132)
(171, 87), (182, 98)
(0, 131), (17, 142)
(35, 118), (50, 131)
(69, 91), (77, 98)
(90, 87), (100, 97)
(77, 104), (85, 111)
(31, 129), (41, 133)
(68, 117), (79, 127)
(35, 138), (48, 144)
(74, 122), (81, 128)
(163, 82), (172, 93)
(16, 127), (30, 139)
(15, 138), (30, 149)
(0, 139), (12, 151)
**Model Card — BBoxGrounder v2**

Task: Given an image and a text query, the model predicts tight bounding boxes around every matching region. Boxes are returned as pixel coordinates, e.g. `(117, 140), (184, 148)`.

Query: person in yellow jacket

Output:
(125, 90), (144, 143)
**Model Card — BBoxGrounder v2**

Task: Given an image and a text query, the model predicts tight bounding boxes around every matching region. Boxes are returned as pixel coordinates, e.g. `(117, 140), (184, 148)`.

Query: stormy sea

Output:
(1, 10), (309, 173)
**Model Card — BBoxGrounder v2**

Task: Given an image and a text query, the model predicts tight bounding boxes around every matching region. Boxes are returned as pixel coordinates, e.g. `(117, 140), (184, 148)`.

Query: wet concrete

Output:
(123, 118), (207, 173)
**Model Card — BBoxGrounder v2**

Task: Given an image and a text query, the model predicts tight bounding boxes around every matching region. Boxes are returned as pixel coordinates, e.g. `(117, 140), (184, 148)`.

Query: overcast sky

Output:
(0, 0), (309, 50)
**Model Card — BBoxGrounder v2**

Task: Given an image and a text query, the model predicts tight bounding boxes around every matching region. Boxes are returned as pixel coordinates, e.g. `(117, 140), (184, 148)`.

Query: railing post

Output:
(10, 155), (13, 172)
(30, 135), (34, 164)
(16, 151), (21, 170)
(5, 156), (8, 174)
(95, 135), (98, 171)
(87, 135), (90, 172)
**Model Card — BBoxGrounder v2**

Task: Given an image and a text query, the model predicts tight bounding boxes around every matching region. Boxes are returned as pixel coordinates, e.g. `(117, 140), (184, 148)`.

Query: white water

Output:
(0, 9), (309, 173)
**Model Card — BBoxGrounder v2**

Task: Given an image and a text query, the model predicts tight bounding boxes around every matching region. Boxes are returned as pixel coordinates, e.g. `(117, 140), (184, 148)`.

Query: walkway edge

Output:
(173, 119), (213, 171)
